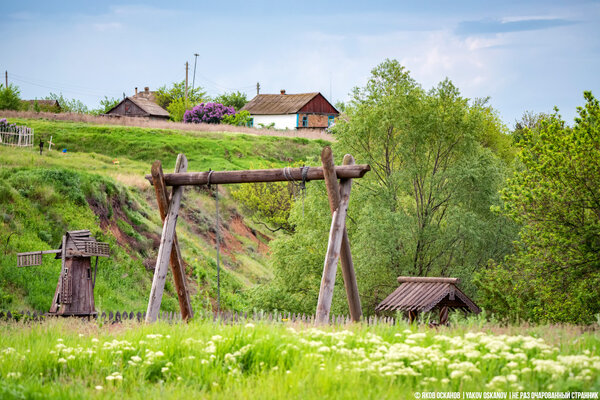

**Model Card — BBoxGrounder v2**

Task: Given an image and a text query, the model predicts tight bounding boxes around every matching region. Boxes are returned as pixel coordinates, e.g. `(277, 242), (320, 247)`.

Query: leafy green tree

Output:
(512, 110), (549, 145)
(334, 100), (346, 113)
(213, 91), (248, 111)
(91, 96), (120, 115)
(155, 81), (206, 110)
(0, 84), (23, 110)
(166, 98), (190, 122)
(476, 92), (600, 324)
(45, 93), (89, 114)
(254, 60), (517, 315)
(233, 182), (295, 233)
(221, 110), (252, 126)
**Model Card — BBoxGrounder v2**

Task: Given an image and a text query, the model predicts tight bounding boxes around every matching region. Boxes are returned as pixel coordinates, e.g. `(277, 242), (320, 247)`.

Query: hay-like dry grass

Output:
(1, 110), (334, 141)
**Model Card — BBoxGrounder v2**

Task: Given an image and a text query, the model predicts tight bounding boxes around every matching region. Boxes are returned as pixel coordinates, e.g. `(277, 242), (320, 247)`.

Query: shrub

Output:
(221, 110), (252, 126)
(166, 98), (192, 122)
(183, 102), (235, 124)
(0, 84), (22, 110)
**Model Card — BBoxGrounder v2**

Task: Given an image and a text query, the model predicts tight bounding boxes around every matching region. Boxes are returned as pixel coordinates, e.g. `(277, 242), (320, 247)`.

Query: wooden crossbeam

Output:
(145, 164), (370, 186)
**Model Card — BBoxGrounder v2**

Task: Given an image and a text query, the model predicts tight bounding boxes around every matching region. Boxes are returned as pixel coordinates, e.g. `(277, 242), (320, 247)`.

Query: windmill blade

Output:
(83, 241), (110, 257)
(17, 249), (61, 267)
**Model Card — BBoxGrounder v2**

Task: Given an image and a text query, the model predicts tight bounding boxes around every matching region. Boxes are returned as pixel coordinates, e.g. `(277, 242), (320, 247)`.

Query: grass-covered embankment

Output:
(0, 319), (598, 399)
(0, 118), (330, 313)
(8, 118), (329, 171)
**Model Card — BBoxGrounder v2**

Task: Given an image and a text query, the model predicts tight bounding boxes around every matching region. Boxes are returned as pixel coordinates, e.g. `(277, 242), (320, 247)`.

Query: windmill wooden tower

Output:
(17, 230), (110, 316)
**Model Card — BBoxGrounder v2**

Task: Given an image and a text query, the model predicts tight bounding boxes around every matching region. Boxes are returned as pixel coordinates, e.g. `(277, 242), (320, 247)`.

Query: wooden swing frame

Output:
(144, 147), (370, 324)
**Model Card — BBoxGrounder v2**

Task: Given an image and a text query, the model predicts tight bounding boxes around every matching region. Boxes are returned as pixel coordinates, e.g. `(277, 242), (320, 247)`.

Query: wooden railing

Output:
(0, 125), (34, 147)
(0, 310), (398, 326)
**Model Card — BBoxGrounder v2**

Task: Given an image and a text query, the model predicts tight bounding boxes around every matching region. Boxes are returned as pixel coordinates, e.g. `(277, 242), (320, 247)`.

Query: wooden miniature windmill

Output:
(17, 230), (110, 316)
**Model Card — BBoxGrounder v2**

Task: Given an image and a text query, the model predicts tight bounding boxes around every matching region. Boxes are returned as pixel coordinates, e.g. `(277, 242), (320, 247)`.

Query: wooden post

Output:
(146, 154), (188, 323)
(439, 306), (449, 325)
(151, 158), (193, 321)
(315, 149), (353, 324)
(319, 147), (362, 322)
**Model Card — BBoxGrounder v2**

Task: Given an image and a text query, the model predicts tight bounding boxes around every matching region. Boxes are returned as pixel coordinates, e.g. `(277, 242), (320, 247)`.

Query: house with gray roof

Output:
(105, 87), (169, 120)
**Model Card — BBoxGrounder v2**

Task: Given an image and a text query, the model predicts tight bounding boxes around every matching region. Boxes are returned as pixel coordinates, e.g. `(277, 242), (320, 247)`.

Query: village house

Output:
(105, 87), (169, 120)
(23, 99), (61, 112)
(241, 91), (339, 130)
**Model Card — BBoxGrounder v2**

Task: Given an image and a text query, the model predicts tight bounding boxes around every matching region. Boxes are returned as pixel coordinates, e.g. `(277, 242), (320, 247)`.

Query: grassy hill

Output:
(0, 118), (330, 313)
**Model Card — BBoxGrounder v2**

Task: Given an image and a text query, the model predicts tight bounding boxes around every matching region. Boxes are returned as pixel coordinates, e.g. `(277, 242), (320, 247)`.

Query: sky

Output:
(1, 0), (599, 126)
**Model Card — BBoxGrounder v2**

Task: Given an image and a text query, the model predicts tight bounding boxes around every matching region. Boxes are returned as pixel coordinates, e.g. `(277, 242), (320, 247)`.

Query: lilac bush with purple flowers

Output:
(0, 118), (18, 132)
(183, 102), (236, 124)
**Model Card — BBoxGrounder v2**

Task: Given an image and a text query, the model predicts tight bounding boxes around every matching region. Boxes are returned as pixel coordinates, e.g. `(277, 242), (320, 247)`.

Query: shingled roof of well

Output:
(375, 277), (481, 314)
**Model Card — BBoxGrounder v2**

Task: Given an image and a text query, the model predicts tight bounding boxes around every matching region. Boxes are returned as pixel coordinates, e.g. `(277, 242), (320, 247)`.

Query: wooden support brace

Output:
(318, 146), (362, 322)
(150, 158), (193, 321)
(315, 147), (357, 324)
(146, 154), (188, 323)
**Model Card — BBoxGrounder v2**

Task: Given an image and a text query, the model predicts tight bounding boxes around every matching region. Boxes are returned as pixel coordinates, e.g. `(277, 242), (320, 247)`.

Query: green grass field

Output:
(0, 319), (598, 399)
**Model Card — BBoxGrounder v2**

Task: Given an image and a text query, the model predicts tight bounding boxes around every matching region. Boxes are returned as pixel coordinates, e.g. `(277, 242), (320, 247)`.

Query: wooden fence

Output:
(0, 310), (399, 326)
(0, 125), (34, 147)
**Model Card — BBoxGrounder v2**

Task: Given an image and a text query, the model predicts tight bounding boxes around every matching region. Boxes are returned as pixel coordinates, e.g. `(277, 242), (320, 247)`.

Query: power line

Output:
(10, 72), (108, 96)
(9, 77), (107, 98)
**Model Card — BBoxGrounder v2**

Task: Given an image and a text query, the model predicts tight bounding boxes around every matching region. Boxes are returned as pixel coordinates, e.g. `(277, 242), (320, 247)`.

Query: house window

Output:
(328, 116), (335, 127)
(302, 115), (308, 127)
(248, 118), (254, 127)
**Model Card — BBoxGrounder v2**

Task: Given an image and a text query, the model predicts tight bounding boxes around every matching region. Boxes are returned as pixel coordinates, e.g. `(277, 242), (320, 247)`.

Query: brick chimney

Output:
(135, 87), (138, 96)
(144, 87), (149, 94)
(280, 89), (286, 95)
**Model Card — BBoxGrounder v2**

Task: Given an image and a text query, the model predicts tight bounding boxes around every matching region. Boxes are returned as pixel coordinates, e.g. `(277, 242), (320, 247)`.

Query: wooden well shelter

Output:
(375, 277), (480, 324)
(145, 147), (369, 324)
(17, 230), (110, 317)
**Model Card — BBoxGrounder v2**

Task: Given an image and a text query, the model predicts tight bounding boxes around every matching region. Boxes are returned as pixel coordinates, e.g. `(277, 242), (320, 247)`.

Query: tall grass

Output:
(0, 319), (598, 399)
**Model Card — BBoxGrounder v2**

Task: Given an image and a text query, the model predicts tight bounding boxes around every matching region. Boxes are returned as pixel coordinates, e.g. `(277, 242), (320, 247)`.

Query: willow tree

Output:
(253, 60), (516, 314)
(332, 60), (516, 310)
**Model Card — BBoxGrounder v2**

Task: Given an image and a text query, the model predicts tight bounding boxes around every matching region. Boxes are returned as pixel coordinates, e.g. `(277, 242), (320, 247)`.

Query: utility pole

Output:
(5, 71), (7, 88)
(192, 53), (199, 94)
(256, 82), (260, 95)
(185, 62), (189, 105)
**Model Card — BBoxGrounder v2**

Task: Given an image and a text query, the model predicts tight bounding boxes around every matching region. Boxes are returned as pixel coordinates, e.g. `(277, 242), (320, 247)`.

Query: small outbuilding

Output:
(105, 87), (169, 120)
(375, 277), (480, 324)
(241, 90), (339, 130)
